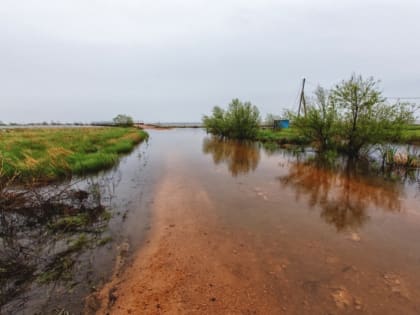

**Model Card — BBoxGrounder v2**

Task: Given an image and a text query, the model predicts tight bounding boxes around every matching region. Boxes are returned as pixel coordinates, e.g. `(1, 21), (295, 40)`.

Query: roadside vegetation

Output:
(0, 127), (148, 182)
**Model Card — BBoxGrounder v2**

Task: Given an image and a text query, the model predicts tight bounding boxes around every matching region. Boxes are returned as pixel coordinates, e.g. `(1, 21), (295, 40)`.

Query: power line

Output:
(386, 97), (420, 99)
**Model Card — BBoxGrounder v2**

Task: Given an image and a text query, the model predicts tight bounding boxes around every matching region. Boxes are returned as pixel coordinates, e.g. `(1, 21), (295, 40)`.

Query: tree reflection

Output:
(202, 137), (260, 177)
(279, 158), (403, 231)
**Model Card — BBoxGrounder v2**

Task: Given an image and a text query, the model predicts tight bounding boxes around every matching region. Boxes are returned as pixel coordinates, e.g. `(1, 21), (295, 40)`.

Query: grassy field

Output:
(0, 127), (148, 181)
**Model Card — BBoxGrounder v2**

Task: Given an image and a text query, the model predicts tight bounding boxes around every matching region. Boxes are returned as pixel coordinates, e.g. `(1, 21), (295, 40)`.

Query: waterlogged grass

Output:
(0, 127), (148, 181)
(48, 213), (90, 232)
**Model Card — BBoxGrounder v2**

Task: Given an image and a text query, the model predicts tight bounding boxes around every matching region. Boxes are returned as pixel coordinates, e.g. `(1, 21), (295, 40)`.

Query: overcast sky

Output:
(1, 0), (419, 123)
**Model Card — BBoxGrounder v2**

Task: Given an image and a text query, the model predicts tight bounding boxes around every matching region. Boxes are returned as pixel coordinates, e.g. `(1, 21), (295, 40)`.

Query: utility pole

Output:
(297, 78), (307, 117)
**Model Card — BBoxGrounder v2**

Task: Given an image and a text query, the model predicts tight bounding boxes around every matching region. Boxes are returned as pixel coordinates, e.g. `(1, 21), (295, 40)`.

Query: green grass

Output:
(400, 124), (420, 144)
(256, 128), (309, 145)
(0, 127), (148, 181)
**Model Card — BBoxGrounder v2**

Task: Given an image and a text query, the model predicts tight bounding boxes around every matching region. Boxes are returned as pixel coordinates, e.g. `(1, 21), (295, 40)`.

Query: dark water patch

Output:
(0, 181), (111, 312)
(0, 138), (160, 314)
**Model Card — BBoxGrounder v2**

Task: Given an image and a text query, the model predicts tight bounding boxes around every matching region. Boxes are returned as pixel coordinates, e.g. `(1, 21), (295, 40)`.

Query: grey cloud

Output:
(1, 0), (419, 123)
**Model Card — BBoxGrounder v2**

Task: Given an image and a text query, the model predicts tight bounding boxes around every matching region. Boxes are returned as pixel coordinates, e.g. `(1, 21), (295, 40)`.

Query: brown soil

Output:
(88, 174), (285, 315)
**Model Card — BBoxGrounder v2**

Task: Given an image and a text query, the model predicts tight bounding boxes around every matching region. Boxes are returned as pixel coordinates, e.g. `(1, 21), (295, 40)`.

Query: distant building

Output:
(273, 119), (290, 129)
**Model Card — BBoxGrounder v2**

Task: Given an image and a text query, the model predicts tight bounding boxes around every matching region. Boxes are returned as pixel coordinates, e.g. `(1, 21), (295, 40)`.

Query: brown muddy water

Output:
(2, 128), (420, 314)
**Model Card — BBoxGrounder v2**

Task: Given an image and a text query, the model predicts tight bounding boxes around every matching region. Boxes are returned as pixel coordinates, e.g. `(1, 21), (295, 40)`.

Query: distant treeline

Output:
(0, 121), (144, 127)
(0, 121), (90, 126)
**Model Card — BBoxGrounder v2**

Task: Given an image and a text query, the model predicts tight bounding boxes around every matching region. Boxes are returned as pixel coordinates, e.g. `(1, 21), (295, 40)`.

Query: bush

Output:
(203, 99), (261, 139)
(113, 114), (134, 127)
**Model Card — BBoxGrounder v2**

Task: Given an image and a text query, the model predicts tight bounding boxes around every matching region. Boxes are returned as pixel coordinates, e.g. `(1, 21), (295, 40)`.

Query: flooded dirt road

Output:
(1, 128), (419, 314)
(92, 129), (420, 315)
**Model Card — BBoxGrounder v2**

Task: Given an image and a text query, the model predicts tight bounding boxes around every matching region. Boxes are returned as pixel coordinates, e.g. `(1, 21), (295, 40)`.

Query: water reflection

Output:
(279, 159), (404, 231)
(202, 137), (260, 176)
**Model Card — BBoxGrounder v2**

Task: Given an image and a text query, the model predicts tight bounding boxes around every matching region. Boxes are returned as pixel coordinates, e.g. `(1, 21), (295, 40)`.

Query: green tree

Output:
(291, 74), (415, 158)
(203, 99), (261, 139)
(331, 74), (413, 157)
(113, 114), (134, 127)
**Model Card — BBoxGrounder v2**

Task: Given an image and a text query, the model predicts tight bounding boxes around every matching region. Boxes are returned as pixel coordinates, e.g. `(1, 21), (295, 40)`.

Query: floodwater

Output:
(2, 128), (420, 314)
